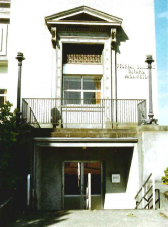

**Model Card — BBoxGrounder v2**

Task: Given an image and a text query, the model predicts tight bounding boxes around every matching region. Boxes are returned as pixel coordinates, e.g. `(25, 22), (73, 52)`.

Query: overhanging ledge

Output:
(33, 137), (138, 144)
(45, 5), (123, 27)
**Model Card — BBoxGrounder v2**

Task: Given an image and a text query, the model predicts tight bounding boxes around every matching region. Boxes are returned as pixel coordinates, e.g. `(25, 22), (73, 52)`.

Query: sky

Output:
(154, 0), (168, 125)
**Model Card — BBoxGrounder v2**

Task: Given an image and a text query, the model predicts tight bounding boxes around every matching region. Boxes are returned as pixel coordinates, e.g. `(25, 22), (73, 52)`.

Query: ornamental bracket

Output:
(51, 27), (57, 49)
(111, 28), (117, 49)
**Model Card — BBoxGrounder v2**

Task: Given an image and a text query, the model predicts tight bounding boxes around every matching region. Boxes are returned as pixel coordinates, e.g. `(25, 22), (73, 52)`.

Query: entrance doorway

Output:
(63, 161), (102, 209)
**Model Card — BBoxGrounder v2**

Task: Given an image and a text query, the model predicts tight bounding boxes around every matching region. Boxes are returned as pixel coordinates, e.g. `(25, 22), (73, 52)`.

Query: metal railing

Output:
(0, 197), (13, 223)
(22, 99), (40, 128)
(135, 173), (160, 210)
(138, 100), (147, 125)
(22, 98), (146, 128)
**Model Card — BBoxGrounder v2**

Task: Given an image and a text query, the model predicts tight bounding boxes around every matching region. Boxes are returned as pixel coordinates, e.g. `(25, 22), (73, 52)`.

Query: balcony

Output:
(22, 98), (146, 129)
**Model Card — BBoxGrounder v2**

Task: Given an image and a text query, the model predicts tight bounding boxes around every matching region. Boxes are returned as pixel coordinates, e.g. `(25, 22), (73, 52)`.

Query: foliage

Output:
(164, 167), (168, 173)
(0, 101), (18, 150)
(161, 167), (168, 185)
(0, 101), (28, 190)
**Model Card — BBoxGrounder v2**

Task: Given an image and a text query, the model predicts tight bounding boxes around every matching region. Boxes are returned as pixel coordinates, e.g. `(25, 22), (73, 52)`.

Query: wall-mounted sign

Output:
(117, 64), (155, 70)
(112, 174), (120, 183)
(117, 63), (155, 80)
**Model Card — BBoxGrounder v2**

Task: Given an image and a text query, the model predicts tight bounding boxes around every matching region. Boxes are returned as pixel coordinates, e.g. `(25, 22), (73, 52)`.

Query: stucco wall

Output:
(7, 0), (158, 117)
(137, 125), (168, 183)
(36, 146), (138, 210)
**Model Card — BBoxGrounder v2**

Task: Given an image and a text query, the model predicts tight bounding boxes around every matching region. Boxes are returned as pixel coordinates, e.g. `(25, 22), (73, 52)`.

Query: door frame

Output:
(62, 160), (104, 209)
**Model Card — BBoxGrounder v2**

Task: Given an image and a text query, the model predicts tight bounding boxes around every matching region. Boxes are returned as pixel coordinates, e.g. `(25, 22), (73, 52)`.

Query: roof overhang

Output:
(45, 5), (123, 28)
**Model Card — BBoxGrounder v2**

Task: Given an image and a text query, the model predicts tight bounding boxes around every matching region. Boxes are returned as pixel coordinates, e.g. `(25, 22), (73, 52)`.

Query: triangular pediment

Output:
(61, 13), (107, 22)
(45, 5), (122, 26)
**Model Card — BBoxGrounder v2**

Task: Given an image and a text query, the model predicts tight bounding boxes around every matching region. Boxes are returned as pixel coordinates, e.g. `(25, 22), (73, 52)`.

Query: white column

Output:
(27, 174), (31, 207)
(88, 173), (91, 210)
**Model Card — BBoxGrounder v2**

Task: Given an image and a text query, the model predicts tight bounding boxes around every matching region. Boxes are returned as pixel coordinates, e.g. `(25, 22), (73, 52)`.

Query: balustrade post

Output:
(142, 186), (145, 208)
(102, 99), (103, 128)
(152, 172), (155, 210)
(29, 107), (31, 123)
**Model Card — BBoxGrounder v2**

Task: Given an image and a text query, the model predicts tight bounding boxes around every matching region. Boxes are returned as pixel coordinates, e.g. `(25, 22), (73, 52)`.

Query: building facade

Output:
(1, 0), (168, 210)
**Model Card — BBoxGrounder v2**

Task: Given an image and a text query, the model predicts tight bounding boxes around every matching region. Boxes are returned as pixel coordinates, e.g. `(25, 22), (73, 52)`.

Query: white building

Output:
(1, 0), (168, 210)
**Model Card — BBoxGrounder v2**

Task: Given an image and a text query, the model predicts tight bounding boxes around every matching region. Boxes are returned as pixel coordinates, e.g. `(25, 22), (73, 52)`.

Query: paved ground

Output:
(3, 209), (168, 227)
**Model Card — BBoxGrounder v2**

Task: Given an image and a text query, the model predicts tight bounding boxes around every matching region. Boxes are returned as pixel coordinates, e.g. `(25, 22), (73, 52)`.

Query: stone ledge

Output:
(137, 125), (168, 132)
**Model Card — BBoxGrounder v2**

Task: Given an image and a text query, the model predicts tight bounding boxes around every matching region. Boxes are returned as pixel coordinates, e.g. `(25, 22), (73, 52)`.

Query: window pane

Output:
(84, 92), (101, 104)
(84, 92), (95, 99)
(83, 92), (96, 104)
(0, 97), (5, 107)
(64, 91), (81, 104)
(84, 162), (101, 195)
(64, 76), (81, 90)
(0, 89), (7, 94)
(83, 77), (101, 90)
(64, 162), (80, 195)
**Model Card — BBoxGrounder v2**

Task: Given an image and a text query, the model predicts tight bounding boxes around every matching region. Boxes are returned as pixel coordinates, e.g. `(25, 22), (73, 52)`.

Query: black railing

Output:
(0, 197), (13, 224)
(138, 100), (147, 125)
(22, 98), (146, 128)
(22, 99), (40, 128)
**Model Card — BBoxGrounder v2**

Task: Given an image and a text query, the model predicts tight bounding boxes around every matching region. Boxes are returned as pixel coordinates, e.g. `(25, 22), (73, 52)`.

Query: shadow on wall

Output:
(106, 148), (133, 194)
(7, 210), (70, 227)
(125, 148), (134, 190)
(116, 27), (129, 54)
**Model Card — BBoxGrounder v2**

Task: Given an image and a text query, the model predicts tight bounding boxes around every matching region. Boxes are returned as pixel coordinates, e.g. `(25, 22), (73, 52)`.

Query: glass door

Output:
(64, 161), (101, 209)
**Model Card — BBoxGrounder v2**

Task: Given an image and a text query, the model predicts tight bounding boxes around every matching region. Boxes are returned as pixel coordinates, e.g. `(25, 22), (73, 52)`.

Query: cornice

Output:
(45, 6), (122, 49)
(45, 5), (123, 27)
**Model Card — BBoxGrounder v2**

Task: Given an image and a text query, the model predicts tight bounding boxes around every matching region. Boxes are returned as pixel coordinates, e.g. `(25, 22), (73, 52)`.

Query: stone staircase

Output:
(49, 128), (137, 138)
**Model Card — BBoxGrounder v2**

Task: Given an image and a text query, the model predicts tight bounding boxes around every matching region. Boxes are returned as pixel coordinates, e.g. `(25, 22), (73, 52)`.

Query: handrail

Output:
(144, 189), (160, 209)
(143, 185), (153, 200)
(135, 173), (152, 200)
(142, 173), (152, 187)
(29, 107), (41, 128)
(22, 98), (146, 128)
(138, 99), (147, 125)
(0, 197), (13, 222)
(135, 173), (160, 210)
(134, 187), (142, 200)
(0, 197), (12, 209)
(22, 99), (40, 128)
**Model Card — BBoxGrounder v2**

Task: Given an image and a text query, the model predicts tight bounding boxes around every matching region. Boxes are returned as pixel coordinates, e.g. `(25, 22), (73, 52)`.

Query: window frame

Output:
(62, 75), (102, 105)
(0, 89), (7, 109)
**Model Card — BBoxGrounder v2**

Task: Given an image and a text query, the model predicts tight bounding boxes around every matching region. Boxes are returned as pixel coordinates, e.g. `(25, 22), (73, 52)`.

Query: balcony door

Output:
(63, 161), (102, 209)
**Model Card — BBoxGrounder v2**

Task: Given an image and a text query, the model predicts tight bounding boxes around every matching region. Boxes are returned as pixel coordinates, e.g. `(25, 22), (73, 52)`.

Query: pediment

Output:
(45, 5), (122, 26)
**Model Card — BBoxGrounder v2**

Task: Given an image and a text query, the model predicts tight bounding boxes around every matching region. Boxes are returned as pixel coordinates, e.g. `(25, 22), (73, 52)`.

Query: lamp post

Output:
(16, 52), (25, 124)
(145, 55), (157, 124)
(145, 55), (154, 121)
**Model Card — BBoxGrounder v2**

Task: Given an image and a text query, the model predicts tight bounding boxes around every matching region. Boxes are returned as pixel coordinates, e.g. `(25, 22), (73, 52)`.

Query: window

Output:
(63, 44), (103, 64)
(63, 75), (101, 104)
(0, 89), (7, 108)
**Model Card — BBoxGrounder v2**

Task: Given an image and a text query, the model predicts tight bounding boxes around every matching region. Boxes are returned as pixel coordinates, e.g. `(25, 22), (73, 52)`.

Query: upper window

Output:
(63, 44), (103, 64)
(63, 75), (101, 104)
(0, 89), (7, 108)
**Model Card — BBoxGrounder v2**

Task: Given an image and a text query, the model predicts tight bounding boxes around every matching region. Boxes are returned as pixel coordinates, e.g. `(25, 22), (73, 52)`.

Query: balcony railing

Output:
(22, 98), (146, 128)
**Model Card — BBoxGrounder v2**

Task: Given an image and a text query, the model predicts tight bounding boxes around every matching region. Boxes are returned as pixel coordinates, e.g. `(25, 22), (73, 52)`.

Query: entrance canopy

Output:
(45, 5), (123, 27)
(45, 6), (123, 48)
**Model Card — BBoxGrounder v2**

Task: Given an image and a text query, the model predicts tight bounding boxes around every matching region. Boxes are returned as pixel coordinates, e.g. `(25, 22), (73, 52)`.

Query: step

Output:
(50, 132), (137, 138)
(52, 128), (137, 133)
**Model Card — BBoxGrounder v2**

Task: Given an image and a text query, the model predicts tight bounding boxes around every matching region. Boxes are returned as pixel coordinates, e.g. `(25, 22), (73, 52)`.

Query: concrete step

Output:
(33, 128), (137, 138)
(50, 131), (137, 138)
(52, 128), (137, 133)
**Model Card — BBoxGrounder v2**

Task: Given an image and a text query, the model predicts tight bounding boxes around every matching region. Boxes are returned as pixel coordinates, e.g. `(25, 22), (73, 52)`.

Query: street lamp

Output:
(16, 52), (25, 124)
(144, 55), (157, 124)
